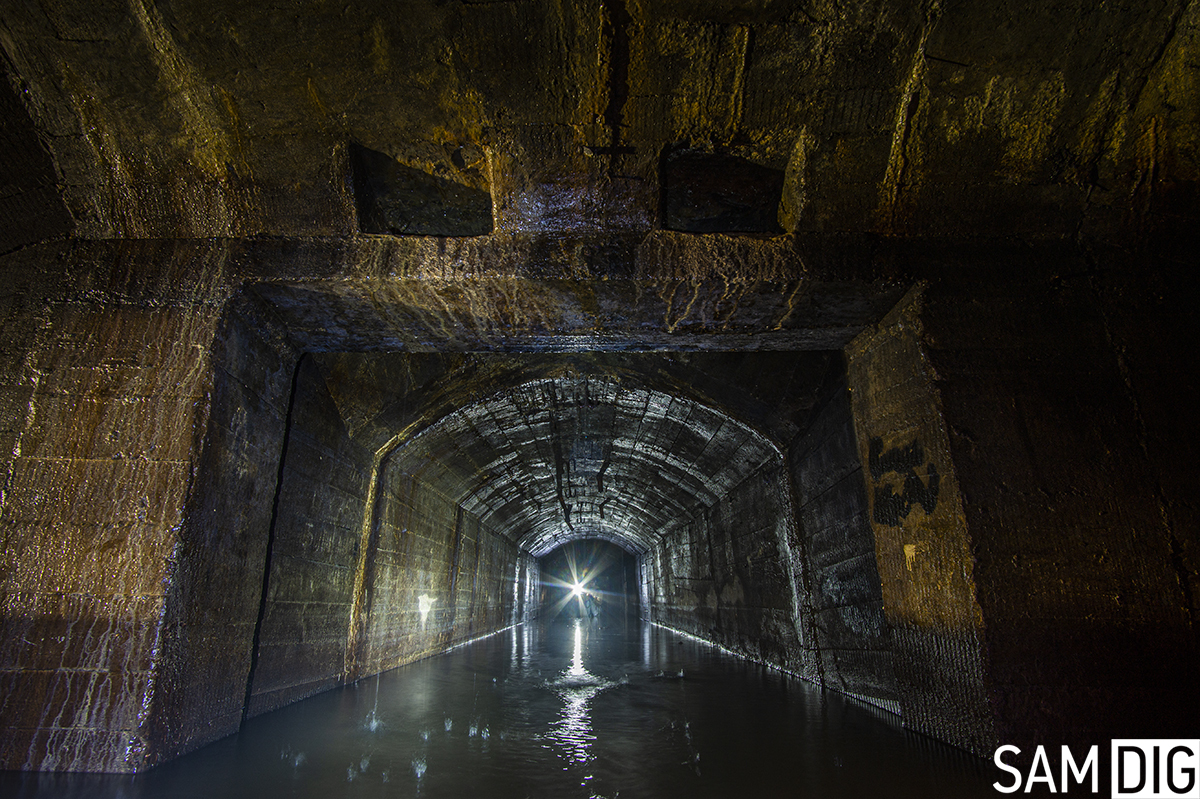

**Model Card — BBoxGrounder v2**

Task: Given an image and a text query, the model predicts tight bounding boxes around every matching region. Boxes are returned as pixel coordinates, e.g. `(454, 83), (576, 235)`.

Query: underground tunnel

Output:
(1, 0), (1198, 795)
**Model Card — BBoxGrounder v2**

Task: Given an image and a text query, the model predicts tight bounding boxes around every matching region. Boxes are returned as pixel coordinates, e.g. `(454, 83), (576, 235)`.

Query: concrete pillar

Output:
(0, 244), (296, 771)
(0, 249), (221, 771)
(846, 288), (997, 756)
(141, 293), (296, 767)
(848, 268), (1199, 755)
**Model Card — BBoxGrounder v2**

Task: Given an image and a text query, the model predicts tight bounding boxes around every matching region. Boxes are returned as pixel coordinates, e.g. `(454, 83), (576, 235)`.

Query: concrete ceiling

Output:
(0, 0), (1196, 250)
(391, 377), (778, 555)
(314, 352), (838, 554)
(1, 0), (1194, 557)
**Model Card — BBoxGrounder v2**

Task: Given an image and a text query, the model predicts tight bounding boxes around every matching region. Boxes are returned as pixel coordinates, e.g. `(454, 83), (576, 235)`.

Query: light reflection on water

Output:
(0, 619), (999, 799)
(543, 620), (620, 768)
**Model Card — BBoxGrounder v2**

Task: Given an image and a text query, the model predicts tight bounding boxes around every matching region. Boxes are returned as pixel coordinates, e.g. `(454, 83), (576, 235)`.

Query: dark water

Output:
(2, 620), (999, 798)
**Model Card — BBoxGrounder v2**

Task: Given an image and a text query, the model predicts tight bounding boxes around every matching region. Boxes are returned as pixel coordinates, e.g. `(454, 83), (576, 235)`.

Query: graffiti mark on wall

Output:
(869, 437), (939, 526)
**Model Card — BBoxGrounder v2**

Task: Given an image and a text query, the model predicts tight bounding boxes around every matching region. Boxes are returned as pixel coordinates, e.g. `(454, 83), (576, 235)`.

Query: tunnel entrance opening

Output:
(233, 348), (903, 745)
(537, 539), (640, 625)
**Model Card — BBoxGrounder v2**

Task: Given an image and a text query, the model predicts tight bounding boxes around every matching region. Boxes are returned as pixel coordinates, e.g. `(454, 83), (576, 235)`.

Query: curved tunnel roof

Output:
(383, 376), (780, 556)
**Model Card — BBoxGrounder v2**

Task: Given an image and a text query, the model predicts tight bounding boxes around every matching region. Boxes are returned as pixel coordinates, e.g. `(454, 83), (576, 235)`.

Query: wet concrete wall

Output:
(0, 244), (241, 772)
(244, 356), (374, 718)
(788, 367), (899, 713)
(647, 463), (805, 668)
(352, 463), (526, 678)
(643, 365), (906, 718)
(0, 246), (540, 771)
(143, 293), (297, 766)
(845, 290), (997, 757)
(842, 268), (1200, 757)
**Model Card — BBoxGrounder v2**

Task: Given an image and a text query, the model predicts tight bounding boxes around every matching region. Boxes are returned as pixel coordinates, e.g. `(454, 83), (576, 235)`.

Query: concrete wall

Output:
(3, 237), (1191, 774)
(350, 463), (528, 678)
(646, 463), (805, 667)
(643, 365), (904, 720)
(244, 356), (374, 718)
(921, 266), (1199, 751)
(845, 289), (997, 757)
(789, 366), (899, 712)
(143, 292), (298, 766)
(0, 243), (253, 772)
(842, 271), (1200, 757)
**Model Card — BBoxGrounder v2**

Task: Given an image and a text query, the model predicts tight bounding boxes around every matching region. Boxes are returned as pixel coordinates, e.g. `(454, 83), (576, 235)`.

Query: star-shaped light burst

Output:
(542, 541), (623, 619)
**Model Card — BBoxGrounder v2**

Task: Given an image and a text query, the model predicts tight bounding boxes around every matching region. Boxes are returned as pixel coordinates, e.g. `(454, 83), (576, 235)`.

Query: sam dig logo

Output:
(1111, 741), (1200, 798)
(993, 740), (1200, 796)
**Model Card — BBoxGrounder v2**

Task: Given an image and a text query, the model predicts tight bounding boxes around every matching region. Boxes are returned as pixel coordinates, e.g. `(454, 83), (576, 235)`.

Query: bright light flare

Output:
(570, 582), (584, 597)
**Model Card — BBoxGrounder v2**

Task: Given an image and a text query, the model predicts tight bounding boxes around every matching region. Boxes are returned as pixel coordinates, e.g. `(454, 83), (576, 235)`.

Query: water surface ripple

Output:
(1, 619), (997, 798)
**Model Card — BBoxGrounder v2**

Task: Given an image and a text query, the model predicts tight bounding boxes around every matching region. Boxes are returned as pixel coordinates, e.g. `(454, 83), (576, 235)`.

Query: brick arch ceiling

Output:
(382, 376), (780, 556)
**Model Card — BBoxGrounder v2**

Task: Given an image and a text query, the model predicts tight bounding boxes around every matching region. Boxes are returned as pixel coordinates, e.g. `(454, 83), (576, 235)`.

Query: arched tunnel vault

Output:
(296, 351), (837, 692)
(375, 376), (782, 557)
(2, 241), (1197, 775)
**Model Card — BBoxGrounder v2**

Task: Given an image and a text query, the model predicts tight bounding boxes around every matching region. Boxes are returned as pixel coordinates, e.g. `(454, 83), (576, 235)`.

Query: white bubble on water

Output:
(360, 754), (370, 772)
(412, 757), (427, 780)
(469, 723), (478, 737)
(444, 717), (453, 732)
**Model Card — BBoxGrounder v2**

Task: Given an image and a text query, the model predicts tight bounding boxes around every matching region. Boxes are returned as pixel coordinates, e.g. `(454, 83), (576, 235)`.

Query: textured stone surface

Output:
(2, 231), (1196, 773)
(790, 361), (899, 711)
(846, 290), (997, 756)
(0, 246), (231, 772)
(141, 292), (296, 768)
(0, 0), (1195, 772)
(379, 377), (779, 556)
(647, 463), (803, 666)
(243, 356), (373, 718)
(350, 469), (525, 678)
(0, 66), (72, 253)
(0, 0), (1195, 242)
